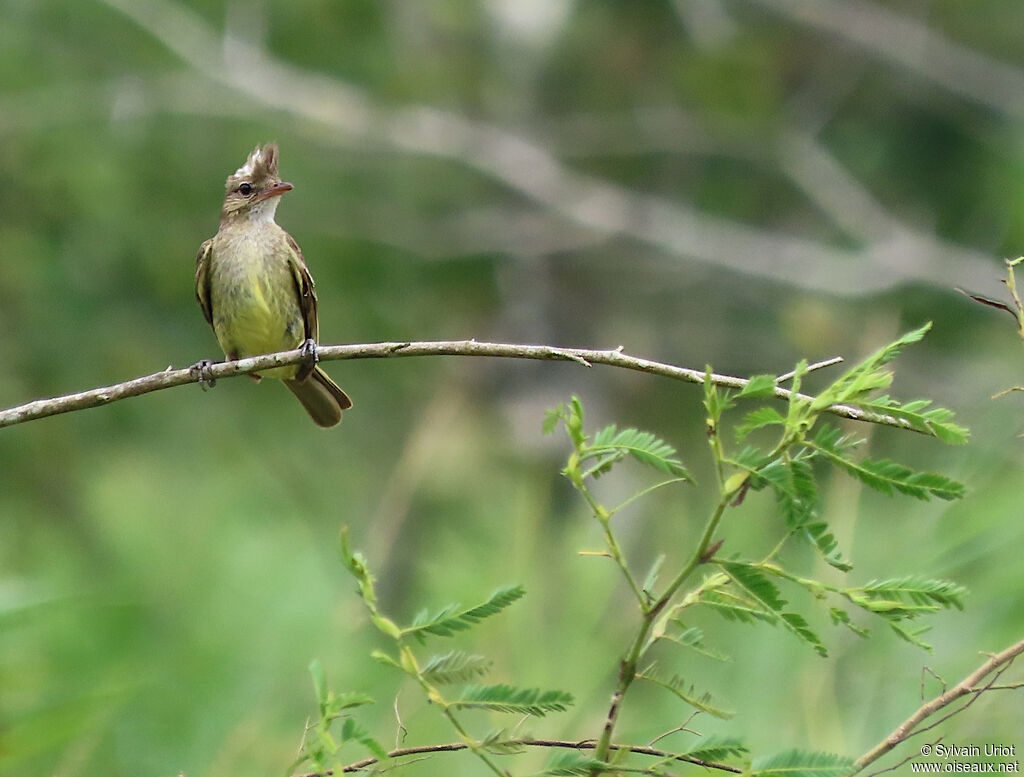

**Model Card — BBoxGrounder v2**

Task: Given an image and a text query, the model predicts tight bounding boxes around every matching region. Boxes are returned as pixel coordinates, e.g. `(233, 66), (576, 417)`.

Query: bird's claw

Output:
(296, 338), (319, 381)
(190, 359), (217, 390)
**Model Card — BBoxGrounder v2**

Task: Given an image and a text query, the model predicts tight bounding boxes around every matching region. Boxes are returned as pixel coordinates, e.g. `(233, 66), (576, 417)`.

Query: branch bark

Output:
(853, 636), (1024, 772)
(0, 339), (923, 433)
(294, 736), (744, 776)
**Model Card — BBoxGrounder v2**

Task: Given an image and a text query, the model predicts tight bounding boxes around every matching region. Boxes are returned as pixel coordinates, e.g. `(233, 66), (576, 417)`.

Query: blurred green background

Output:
(2, 1), (1024, 775)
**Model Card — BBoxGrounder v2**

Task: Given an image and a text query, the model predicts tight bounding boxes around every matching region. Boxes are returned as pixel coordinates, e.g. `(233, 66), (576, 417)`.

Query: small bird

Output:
(194, 143), (352, 427)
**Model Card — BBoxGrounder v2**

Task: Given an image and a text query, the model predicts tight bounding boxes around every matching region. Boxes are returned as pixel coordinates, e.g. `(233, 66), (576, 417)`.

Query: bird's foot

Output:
(296, 338), (319, 382)
(189, 359), (218, 390)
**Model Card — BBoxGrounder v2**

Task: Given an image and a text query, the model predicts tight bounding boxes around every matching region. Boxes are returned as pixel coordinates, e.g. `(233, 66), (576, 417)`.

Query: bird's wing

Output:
(194, 238), (215, 327)
(284, 230), (319, 343)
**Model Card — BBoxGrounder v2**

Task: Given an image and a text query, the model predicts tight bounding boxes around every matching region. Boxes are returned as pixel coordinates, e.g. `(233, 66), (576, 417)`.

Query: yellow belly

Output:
(209, 236), (304, 380)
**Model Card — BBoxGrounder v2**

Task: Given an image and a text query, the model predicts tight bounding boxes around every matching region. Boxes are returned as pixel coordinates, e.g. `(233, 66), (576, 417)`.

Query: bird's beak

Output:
(254, 181), (293, 202)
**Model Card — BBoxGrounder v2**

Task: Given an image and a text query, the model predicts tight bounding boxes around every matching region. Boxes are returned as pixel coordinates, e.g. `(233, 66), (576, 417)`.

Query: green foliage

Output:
(421, 650), (492, 685)
(677, 735), (750, 762)
(548, 396), (693, 484)
(811, 426), (966, 501)
(292, 660), (383, 775)
(298, 326), (971, 775)
(450, 685), (575, 717)
(636, 664), (734, 719)
(533, 752), (612, 776)
(749, 749), (856, 777)
(657, 622), (732, 662)
(718, 562), (828, 657)
(404, 585), (526, 642)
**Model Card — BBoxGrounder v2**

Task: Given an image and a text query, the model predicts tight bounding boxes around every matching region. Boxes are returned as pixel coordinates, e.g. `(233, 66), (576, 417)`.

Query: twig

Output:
(0, 340), (929, 432)
(852, 636), (1024, 772)
(293, 737), (743, 776)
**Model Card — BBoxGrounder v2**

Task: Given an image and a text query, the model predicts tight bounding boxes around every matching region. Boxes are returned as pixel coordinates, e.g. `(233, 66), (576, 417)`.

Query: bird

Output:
(194, 142), (352, 427)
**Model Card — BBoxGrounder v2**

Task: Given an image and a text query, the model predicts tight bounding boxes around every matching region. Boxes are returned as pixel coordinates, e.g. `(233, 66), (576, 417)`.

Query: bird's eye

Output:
(238, 182), (253, 196)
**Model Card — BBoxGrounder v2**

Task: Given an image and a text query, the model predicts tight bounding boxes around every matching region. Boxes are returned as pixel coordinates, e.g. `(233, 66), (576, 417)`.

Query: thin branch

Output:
(294, 737), (743, 776)
(853, 636), (1024, 772)
(0, 340), (928, 432)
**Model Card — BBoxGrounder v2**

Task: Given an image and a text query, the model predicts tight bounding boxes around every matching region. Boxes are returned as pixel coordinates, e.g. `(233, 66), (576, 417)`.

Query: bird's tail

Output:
(283, 366), (353, 428)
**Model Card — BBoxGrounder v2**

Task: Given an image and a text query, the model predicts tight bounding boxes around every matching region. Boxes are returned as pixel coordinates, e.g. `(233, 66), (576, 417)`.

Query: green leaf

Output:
(802, 522), (851, 572)
(370, 649), (400, 670)
(853, 576), (966, 612)
(811, 323), (931, 411)
(719, 562), (787, 612)
(829, 607), (869, 638)
(404, 585), (525, 642)
(341, 717), (389, 761)
(567, 396), (587, 447)
(719, 562), (828, 656)
(853, 395), (969, 444)
(737, 374), (778, 399)
(584, 426), (692, 479)
(533, 752), (610, 776)
(542, 405), (564, 435)
(750, 749), (855, 777)
(780, 612), (828, 657)
(309, 659), (328, 708)
(887, 620), (935, 651)
(637, 664), (734, 719)
(659, 623), (732, 662)
(420, 650), (492, 685)
(339, 527), (377, 607)
(736, 406), (787, 440)
(703, 367), (734, 428)
(813, 447), (966, 501)
(699, 590), (777, 624)
(450, 684), (574, 716)
(642, 554), (665, 598)
(480, 728), (527, 755)
(677, 735), (749, 762)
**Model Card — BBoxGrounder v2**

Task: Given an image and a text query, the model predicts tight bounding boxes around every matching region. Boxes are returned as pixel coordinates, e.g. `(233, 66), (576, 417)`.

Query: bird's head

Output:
(220, 142), (293, 223)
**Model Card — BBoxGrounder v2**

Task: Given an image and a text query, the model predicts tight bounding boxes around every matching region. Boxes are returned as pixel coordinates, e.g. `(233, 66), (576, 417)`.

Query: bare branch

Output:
(0, 340), (931, 432)
(293, 736), (744, 776)
(853, 637), (1024, 772)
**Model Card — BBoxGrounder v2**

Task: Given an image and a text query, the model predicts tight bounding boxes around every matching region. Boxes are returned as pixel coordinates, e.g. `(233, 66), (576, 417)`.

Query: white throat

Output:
(248, 196), (282, 223)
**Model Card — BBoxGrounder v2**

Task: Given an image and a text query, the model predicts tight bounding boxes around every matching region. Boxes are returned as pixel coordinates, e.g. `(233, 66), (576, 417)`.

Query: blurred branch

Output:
(749, 0), (1024, 121)
(92, 0), (998, 295)
(293, 736), (743, 776)
(5, 338), (958, 436)
(853, 635), (1024, 773)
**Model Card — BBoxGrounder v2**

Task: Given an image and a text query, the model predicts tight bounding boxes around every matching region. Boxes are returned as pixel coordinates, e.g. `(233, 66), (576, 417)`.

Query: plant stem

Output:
(592, 490), (734, 771)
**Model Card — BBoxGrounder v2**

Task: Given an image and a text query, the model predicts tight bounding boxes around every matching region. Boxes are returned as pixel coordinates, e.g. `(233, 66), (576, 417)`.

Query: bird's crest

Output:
(227, 142), (280, 188)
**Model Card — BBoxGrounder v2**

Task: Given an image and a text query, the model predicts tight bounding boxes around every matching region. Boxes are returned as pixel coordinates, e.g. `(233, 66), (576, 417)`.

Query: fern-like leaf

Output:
(585, 425), (692, 478)
(677, 735), (749, 762)
(699, 589), (777, 624)
(853, 576), (966, 612)
(810, 324), (930, 411)
(720, 562), (828, 656)
(750, 749), (855, 777)
(736, 407), (786, 440)
(659, 623), (732, 662)
(451, 684), (574, 716)
(532, 752), (611, 776)
(637, 664), (734, 719)
(404, 585), (525, 642)
(420, 650), (491, 685)
(341, 718), (389, 761)
(480, 728), (527, 755)
(811, 438), (965, 501)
